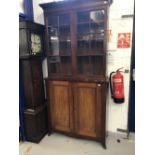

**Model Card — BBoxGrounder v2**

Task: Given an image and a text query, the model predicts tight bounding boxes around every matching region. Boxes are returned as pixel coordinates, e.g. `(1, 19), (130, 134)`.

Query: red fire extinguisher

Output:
(109, 68), (125, 103)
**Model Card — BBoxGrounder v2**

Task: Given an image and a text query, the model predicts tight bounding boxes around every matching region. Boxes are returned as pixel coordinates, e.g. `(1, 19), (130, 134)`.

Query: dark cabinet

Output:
(19, 20), (47, 143)
(21, 59), (45, 109)
(24, 105), (47, 142)
(19, 20), (45, 58)
(40, 0), (112, 148)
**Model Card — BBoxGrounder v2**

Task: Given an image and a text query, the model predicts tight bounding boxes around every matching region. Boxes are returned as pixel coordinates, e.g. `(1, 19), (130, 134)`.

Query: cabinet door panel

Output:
(49, 81), (73, 133)
(74, 82), (102, 138)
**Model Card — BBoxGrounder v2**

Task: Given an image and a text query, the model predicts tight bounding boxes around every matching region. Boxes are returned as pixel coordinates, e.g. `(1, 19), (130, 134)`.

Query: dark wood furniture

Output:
(40, 0), (111, 148)
(20, 59), (45, 109)
(24, 104), (47, 142)
(19, 20), (47, 143)
(19, 20), (46, 58)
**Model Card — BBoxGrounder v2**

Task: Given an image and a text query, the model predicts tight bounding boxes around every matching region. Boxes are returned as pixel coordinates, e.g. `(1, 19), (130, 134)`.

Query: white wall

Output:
(33, 0), (52, 79)
(107, 0), (134, 133)
(33, 0), (134, 133)
(19, 0), (24, 13)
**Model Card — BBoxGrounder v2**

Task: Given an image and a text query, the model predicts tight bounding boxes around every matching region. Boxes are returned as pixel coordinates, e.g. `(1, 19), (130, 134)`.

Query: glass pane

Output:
(59, 14), (70, 25)
(90, 22), (104, 33)
(77, 10), (104, 23)
(61, 57), (71, 74)
(77, 9), (105, 76)
(48, 27), (59, 55)
(48, 56), (61, 74)
(48, 56), (71, 75)
(31, 33), (42, 54)
(47, 13), (71, 56)
(78, 11), (90, 23)
(90, 10), (105, 22)
(77, 57), (91, 75)
(59, 14), (70, 36)
(77, 34), (90, 54)
(91, 56), (104, 75)
(77, 9), (105, 55)
(48, 15), (58, 27)
(59, 40), (71, 55)
(90, 33), (104, 52)
(59, 25), (70, 36)
(77, 23), (90, 34)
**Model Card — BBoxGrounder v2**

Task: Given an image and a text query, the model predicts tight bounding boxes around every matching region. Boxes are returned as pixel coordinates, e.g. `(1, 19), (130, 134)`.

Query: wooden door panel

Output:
(74, 82), (102, 138)
(49, 81), (73, 133)
(77, 87), (96, 137)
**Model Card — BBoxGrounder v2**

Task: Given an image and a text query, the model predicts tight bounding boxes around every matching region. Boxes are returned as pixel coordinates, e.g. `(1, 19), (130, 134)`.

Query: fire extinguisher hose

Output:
(109, 72), (115, 98)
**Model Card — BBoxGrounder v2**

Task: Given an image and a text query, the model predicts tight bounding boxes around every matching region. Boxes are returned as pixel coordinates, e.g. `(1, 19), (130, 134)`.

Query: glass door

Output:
(76, 9), (105, 76)
(47, 13), (72, 76)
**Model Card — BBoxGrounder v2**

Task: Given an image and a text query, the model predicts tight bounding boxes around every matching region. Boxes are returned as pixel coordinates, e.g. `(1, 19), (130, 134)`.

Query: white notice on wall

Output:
(107, 50), (131, 65)
(107, 51), (116, 64)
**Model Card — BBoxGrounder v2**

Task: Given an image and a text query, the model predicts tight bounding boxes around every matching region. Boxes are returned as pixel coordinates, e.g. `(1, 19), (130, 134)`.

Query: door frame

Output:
(127, 7), (135, 134)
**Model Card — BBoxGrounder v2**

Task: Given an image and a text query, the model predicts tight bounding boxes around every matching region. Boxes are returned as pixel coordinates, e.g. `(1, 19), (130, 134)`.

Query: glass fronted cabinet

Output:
(42, 0), (109, 79)
(40, 0), (112, 149)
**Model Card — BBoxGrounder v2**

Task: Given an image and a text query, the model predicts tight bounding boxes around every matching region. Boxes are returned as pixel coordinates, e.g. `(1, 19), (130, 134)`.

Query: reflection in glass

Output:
(77, 10), (104, 23)
(90, 10), (105, 23)
(49, 27), (59, 55)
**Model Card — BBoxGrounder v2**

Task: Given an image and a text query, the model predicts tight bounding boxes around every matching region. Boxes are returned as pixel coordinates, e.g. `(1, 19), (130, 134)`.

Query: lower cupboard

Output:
(45, 80), (107, 148)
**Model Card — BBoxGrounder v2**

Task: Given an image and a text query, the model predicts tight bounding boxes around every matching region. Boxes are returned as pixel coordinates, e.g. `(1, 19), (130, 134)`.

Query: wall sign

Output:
(117, 33), (131, 48)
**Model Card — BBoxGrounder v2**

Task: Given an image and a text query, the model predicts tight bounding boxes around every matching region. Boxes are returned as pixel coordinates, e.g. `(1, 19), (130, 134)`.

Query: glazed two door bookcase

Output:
(40, 0), (111, 148)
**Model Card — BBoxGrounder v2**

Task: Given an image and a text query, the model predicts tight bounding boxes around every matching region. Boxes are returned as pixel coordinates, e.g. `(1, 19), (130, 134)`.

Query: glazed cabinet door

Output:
(76, 9), (106, 77)
(74, 82), (103, 139)
(45, 12), (72, 76)
(47, 81), (73, 133)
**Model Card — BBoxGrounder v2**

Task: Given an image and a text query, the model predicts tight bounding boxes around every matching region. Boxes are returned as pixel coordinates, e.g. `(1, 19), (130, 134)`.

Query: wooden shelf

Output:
(48, 24), (70, 28)
(77, 32), (104, 36)
(49, 40), (71, 42)
(77, 39), (104, 41)
(59, 40), (71, 42)
(77, 53), (105, 56)
(47, 54), (71, 57)
(45, 75), (108, 83)
(77, 20), (104, 25)
(59, 55), (71, 57)
(59, 24), (70, 27)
